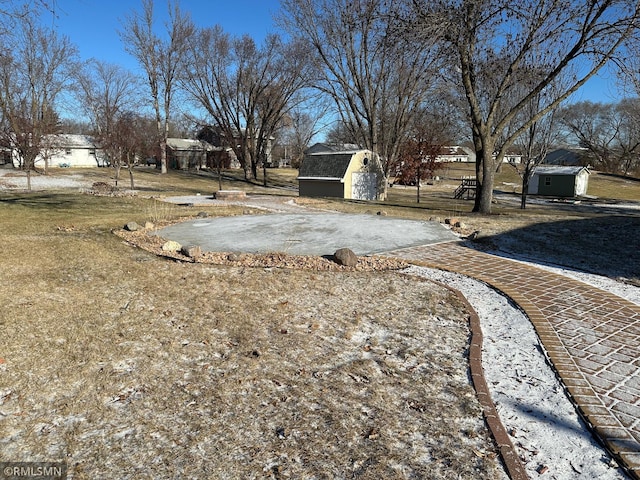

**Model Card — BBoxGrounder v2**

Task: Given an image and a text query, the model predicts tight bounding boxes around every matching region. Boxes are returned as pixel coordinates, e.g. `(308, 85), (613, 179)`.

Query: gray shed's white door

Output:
(351, 172), (377, 200)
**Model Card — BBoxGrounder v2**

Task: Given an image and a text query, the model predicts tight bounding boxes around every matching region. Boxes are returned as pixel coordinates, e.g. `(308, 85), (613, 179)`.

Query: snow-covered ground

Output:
(0, 170), (92, 190)
(405, 264), (638, 480)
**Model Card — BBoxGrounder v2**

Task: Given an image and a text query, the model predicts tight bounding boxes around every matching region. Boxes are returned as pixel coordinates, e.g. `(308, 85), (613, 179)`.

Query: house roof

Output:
(48, 134), (96, 149)
(436, 146), (468, 156)
(533, 165), (590, 176)
(305, 143), (362, 155)
(299, 152), (359, 180)
(543, 148), (585, 166)
(167, 138), (216, 151)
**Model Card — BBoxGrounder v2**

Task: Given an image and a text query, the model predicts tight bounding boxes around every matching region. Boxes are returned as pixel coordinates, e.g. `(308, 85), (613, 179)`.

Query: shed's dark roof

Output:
(299, 153), (354, 179)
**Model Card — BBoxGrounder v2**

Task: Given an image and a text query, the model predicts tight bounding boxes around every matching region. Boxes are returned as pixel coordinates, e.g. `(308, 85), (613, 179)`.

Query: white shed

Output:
(528, 166), (590, 197)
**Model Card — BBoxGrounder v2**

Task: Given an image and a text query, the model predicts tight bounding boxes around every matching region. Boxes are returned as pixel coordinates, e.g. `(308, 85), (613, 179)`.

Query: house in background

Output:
(305, 142), (362, 155)
(528, 165), (590, 197)
(298, 149), (383, 200)
(432, 146), (522, 163)
(196, 125), (273, 169)
(11, 134), (106, 168)
(542, 148), (587, 166)
(434, 146), (476, 162)
(166, 138), (219, 170)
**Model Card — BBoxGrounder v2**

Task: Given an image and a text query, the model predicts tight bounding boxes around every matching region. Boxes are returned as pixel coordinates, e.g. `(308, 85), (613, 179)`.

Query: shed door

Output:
(351, 173), (377, 200)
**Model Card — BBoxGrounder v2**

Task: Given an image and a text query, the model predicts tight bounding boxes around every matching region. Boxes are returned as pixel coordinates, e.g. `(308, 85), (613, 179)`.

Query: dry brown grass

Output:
(0, 171), (504, 479)
(1, 258), (502, 478)
(1, 165), (637, 478)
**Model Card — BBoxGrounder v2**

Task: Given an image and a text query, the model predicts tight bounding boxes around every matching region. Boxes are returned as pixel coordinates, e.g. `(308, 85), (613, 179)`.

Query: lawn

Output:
(0, 168), (503, 479)
(0, 165), (638, 478)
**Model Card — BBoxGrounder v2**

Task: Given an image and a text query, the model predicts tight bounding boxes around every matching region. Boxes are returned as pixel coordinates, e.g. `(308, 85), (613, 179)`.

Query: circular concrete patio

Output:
(155, 212), (458, 256)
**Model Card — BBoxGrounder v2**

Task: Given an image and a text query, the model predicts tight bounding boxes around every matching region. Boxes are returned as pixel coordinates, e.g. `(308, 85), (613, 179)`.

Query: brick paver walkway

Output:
(385, 242), (640, 479)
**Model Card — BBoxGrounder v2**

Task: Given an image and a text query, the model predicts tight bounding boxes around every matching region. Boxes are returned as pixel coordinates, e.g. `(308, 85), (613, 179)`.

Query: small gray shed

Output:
(528, 166), (590, 197)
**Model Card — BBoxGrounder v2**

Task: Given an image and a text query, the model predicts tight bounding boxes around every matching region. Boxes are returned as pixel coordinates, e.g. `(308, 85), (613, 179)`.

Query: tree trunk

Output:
(472, 153), (483, 212)
(262, 160), (267, 187)
(160, 139), (167, 174)
(114, 164), (121, 187)
(128, 163), (135, 190)
(520, 181), (528, 209)
(478, 153), (496, 214)
(520, 166), (533, 209)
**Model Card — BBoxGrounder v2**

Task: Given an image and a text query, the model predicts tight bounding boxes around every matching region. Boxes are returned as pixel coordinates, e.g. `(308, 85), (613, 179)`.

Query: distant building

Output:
(166, 138), (220, 170)
(528, 166), (590, 197)
(542, 148), (587, 166)
(298, 149), (383, 200)
(434, 146), (476, 163)
(305, 143), (362, 155)
(11, 134), (106, 168)
(196, 125), (273, 169)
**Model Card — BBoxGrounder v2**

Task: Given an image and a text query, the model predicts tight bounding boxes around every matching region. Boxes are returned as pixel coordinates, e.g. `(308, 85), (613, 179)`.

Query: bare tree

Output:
(120, 0), (194, 174)
(182, 27), (311, 182)
(280, 0), (444, 199)
(411, 0), (640, 213)
(112, 111), (156, 189)
(558, 99), (640, 175)
(512, 106), (561, 209)
(615, 99), (640, 175)
(279, 100), (328, 168)
(0, 0), (52, 32)
(74, 60), (139, 185)
(0, 16), (78, 189)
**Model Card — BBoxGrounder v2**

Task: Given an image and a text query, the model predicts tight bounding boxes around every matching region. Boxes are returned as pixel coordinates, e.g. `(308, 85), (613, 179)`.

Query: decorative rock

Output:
(376, 211), (387, 216)
(161, 240), (181, 252)
(124, 221), (139, 232)
(144, 221), (155, 230)
(180, 244), (202, 259)
(227, 253), (240, 262)
(445, 217), (459, 225)
(196, 211), (209, 218)
(454, 221), (465, 229)
(333, 248), (358, 267)
(429, 216), (442, 223)
(467, 230), (481, 241)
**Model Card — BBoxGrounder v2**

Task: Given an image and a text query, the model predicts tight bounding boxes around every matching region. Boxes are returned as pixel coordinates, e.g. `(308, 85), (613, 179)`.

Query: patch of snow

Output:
(405, 265), (631, 480)
(0, 170), (91, 190)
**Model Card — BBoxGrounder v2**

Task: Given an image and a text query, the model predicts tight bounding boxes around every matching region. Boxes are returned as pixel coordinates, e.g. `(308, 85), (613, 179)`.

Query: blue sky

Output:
(47, 0), (282, 73)
(45, 0), (622, 105)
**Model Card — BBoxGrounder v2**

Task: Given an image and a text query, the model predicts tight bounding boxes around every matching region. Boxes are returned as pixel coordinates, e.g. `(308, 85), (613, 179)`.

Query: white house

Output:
(435, 146), (476, 162)
(12, 134), (106, 168)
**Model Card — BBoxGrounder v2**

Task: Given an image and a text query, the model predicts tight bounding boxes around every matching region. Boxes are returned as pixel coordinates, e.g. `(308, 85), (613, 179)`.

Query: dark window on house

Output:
(544, 176), (551, 186)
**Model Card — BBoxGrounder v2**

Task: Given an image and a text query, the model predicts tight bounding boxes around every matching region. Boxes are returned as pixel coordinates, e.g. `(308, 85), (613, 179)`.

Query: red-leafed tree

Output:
(394, 109), (453, 202)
